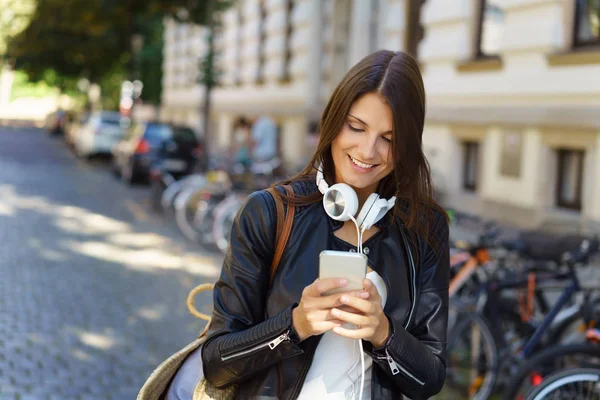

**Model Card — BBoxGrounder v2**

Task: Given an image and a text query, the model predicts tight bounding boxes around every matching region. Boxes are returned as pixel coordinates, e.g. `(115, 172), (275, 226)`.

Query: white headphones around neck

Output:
(316, 165), (396, 231)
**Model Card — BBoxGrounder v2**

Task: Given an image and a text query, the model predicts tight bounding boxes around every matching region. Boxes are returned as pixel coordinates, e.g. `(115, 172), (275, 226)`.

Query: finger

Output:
(332, 326), (373, 339)
(363, 278), (381, 299)
(305, 309), (346, 323)
(312, 320), (345, 334)
(306, 278), (348, 297)
(313, 290), (368, 309)
(330, 308), (373, 326)
(339, 294), (377, 315)
(338, 305), (363, 314)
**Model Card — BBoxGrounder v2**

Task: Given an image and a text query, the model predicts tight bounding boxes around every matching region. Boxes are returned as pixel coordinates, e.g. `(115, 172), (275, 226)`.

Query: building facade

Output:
(161, 0), (600, 230)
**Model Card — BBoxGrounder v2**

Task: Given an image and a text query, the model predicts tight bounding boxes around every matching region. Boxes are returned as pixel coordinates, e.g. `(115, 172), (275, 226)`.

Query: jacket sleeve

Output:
(364, 211), (450, 399)
(201, 190), (304, 389)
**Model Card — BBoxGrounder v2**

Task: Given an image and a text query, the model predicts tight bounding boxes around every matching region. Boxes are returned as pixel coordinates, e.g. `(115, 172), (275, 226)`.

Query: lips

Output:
(349, 155), (377, 169)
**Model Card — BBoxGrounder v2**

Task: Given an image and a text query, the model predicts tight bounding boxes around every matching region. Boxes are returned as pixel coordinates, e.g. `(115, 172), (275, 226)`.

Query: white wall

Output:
(420, 0), (600, 106)
(591, 135), (600, 220)
(422, 124), (463, 194)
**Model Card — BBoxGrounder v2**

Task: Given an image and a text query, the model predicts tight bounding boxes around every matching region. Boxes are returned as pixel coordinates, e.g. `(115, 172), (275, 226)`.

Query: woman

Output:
(201, 50), (449, 399)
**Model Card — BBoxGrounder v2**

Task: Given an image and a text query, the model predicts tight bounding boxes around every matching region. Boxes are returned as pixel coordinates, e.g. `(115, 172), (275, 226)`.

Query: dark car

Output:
(112, 122), (203, 184)
(45, 109), (75, 136)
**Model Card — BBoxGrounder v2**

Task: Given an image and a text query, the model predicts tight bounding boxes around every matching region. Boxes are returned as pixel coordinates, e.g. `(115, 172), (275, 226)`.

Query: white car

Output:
(74, 112), (125, 158)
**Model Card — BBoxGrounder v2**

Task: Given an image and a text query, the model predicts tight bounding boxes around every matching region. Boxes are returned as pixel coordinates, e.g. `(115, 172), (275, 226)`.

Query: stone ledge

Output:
(546, 48), (600, 67)
(456, 56), (504, 73)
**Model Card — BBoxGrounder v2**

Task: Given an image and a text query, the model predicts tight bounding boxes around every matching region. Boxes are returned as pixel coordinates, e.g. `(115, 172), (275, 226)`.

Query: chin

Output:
(340, 171), (378, 189)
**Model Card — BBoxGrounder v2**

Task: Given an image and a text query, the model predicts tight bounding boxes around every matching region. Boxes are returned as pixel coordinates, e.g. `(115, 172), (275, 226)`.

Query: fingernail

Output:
(340, 296), (348, 303)
(339, 279), (348, 286)
(360, 291), (369, 298)
(332, 308), (340, 316)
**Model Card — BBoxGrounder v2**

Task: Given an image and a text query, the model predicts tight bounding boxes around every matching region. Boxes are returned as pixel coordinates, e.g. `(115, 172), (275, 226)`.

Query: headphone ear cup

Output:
(322, 183), (358, 221)
(356, 193), (380, 230)
(369, 198), (394, 229)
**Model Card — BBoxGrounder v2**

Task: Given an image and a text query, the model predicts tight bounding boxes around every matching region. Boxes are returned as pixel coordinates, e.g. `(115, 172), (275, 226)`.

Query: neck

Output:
(353, 182), (379, 212)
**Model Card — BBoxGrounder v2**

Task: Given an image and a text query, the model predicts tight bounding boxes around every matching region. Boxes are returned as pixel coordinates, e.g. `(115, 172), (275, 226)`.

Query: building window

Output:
(257, 0), (267, 84)
(462, 141), (479, 191)
(476, 0), (504, 58)
(281, 0), (294, 83)
(235, 6), (244, 86)
(574, 0), (600, 48)
(556, 149), (585, 211)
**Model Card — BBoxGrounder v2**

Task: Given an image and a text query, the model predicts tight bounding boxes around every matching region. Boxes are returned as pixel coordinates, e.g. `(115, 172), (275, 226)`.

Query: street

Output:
(0, 126), (223, 400)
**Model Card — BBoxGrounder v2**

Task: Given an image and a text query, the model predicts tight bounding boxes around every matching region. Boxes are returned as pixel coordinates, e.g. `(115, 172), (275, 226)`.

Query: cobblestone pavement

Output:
(0, 126), (224, 399)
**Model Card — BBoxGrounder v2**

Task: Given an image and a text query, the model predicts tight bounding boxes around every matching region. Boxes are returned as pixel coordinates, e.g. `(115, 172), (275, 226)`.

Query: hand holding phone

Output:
(291, 275), (370, 342)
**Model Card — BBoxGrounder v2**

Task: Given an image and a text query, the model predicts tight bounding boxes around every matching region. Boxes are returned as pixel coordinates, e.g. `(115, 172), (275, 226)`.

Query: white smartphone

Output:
(319, 250), (368, 296)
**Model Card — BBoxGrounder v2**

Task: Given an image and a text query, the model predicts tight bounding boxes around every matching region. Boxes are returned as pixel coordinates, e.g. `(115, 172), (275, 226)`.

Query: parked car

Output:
(112, 122), (203, 185)
(73, 111), (125, 158)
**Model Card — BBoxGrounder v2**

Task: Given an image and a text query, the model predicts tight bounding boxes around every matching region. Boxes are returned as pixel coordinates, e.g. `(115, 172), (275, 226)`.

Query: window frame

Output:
(475, 0), (503, 60)
(572, 0), (600, 49)
(555, 148), (585, 211)
(462, 141), (480, 192)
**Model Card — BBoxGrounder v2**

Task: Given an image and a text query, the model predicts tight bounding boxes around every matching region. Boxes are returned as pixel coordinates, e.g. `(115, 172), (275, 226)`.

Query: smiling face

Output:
(331, 92), (395, 200)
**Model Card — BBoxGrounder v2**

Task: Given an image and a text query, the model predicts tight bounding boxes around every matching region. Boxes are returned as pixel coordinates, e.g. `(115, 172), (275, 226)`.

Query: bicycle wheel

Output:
(445, 312), (498, 400)
(503, 343), (600, 400)
(525, 368), (600, 400)
(174, 185), (219, 243)
(161, 175), (206, 214)
(211, 194), (245, 254)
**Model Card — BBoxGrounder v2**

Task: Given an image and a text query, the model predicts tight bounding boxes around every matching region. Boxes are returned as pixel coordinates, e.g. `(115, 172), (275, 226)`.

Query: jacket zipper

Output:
(221, 330), (290, 362)
(379, 348), (425, 386)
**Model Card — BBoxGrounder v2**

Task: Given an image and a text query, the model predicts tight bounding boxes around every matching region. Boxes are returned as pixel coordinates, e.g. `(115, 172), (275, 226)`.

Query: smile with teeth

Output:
(349, 155), (376, 169)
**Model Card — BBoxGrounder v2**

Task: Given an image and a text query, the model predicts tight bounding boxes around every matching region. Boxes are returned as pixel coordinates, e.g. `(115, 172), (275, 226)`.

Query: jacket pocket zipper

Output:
(380, 348), (425, 386)
(221, 330), (290, 362)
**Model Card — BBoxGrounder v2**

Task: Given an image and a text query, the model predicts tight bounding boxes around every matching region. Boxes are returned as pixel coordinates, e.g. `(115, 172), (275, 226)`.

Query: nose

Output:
(357, 134), (377, 160)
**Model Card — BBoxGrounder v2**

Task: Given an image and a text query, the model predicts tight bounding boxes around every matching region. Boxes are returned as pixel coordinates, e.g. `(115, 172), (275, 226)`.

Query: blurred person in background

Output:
(250, 114), (278, 162)
(231, 116), (253, 169)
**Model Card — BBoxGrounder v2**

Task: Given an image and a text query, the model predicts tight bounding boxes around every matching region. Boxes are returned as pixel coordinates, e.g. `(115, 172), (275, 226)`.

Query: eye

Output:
(382, 136), (392, 144)
(347, 123), (363, 132)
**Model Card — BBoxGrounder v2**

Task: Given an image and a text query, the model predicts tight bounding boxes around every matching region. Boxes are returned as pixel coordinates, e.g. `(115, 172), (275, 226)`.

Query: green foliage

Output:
(4, 0), (232, 103)
(10, 70), (58, 100)
(0, 0), (36, 58)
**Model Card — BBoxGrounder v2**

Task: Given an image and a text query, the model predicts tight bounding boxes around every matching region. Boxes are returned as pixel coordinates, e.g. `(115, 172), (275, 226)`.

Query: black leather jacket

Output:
(201, 179), (450, 399)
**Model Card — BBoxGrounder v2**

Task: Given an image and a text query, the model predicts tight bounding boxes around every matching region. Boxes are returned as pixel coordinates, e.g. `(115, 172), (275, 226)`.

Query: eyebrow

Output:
(348, 114), (392, 135)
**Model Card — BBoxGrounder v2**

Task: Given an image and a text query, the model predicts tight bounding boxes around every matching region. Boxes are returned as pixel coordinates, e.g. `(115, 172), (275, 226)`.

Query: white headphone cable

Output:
(347, 215), (366, 400)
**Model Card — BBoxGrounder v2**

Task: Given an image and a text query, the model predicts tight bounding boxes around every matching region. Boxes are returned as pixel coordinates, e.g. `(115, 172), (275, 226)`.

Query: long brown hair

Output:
(276, 50), (447, 251)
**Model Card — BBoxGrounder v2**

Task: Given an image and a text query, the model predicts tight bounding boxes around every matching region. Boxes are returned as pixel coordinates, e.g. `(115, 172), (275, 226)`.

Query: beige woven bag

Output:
(137, 186), (295, 400)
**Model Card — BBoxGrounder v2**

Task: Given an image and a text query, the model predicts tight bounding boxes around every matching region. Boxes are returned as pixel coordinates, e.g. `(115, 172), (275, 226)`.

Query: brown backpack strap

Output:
(266, 185), (295, 284)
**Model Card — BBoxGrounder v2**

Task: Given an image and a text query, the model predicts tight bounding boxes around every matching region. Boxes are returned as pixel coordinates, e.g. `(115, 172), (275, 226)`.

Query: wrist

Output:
(371, 314), (391, 348)
(292, 306), (309, 342)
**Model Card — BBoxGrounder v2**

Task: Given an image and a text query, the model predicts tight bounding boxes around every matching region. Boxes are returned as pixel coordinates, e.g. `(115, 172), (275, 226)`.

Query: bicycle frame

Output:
(479, 263), (582, 360)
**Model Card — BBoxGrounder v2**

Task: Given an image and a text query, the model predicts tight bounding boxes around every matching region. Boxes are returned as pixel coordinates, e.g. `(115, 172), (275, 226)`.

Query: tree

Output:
(0, 0), (36, 57)
(4, 0), (231, 98)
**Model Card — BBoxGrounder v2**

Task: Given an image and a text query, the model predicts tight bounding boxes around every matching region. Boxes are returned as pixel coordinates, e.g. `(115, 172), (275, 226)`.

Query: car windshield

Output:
(172, 127), (197, 143)
(145, 124), (173, 145)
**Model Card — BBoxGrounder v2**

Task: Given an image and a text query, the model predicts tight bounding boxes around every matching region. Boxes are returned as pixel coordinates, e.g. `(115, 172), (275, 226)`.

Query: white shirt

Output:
(297, 271), (388, 400)
(251, 116), (277, 161)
